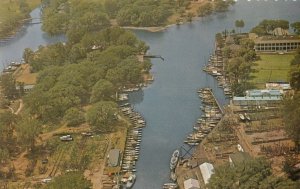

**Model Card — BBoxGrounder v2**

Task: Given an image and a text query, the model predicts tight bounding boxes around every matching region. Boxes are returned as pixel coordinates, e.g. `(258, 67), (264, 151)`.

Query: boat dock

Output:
(207, 89), (224, 114)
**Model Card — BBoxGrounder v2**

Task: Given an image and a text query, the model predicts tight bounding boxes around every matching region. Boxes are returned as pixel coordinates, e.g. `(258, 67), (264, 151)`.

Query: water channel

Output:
(0, 1), (299, 188)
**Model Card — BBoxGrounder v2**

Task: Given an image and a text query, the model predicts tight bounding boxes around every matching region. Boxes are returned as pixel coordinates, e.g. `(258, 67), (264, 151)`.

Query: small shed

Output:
(108, 149), (120, 167)
(183, 178), (200, 189)
(199, 162), (214, 185)
(229, 152), (251, 167)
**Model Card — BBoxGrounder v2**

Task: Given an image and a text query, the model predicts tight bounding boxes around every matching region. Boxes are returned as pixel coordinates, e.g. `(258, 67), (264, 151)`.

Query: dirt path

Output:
(85, 134), (112, 189)
(14, 99), (23, 115)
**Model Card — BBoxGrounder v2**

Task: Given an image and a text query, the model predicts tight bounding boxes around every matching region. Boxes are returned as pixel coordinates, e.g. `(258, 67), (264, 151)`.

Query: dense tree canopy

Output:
(291, 22), (300, 34)
(44, 172), (91, 189)
(208, 158), (298, 189)
(0, 73), (18, 99)
(251, 19), (289, 35)
(63, 107), (85, 127)
(86, 101), (118, 132)
(24, 27), (150, 124)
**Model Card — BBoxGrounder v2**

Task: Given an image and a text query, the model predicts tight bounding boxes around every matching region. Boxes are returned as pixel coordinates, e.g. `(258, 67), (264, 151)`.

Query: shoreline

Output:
(122, 25), (172, 33)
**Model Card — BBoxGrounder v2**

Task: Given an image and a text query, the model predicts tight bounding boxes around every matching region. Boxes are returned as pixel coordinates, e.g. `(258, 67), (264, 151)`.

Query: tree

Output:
(63, 108), (85, 127)
(86, 101), (117, 132)
(104, 0), (119, 18)
(251, 19), (289, 35)
(16, 116), (41, 151)
(0, 73), (17, 99)
(23, 48), (34, 64)
(208, 158), (298, 189)
(291, 22), (300, 34)
(235, 19), (245, 33)
(282, 93), (300, 148)
(187, 12), (194, 22)
(198, 2), (213, 17)
(44, 172), (91, 189)
(289, 50), (300, 90)
(0, 111), (17, 145)
(90, 79), (115, 103)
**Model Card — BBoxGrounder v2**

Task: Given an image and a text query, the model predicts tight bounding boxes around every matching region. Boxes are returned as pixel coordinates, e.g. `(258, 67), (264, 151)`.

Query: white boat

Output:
(244, 113), (251, 121)
(239, 114), (245, 121)
(172, 149), (180, 158)
(170, 156), (178, 170)
(126, 174), (136, 188)
(163, 183), (178, 189)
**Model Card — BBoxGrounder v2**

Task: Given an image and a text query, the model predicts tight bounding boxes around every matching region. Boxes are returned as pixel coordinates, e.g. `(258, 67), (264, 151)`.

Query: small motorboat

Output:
(163, 183), (178, 189)
(126, 174), (136, 188)
(239, 114), (245, 121)
(244, 113), (251, 121)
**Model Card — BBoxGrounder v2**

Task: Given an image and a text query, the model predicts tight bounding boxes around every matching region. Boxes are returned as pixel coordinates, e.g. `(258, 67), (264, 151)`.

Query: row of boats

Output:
(203, 49), (233, 98)
(184, 88), (222, 146)
(162, 150), (180, 189)
(118, 104), (146, 188)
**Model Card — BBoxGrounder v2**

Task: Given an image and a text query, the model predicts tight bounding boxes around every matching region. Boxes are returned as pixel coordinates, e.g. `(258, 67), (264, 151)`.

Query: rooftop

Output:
(254, 35), (300, 43)
(108, 149), (120, 167)
(233, 96), (282, 101)
(184, 178), (200, 189)
(199, 162), (214, 185)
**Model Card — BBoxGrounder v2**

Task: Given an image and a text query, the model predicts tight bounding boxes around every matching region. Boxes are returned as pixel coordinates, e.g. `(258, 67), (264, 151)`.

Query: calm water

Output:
(0, 1), (300, 188)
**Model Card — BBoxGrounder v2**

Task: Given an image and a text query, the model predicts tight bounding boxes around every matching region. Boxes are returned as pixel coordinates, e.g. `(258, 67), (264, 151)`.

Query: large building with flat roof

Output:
(253, 35), (300, 52)
(249, 28), (300, 52)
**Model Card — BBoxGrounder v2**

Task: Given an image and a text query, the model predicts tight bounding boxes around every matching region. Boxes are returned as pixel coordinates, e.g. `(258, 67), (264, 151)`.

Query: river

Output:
(0, 1), (299, 189)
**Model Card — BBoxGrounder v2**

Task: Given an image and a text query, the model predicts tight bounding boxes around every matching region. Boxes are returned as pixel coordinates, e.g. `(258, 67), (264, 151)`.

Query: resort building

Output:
(253, 35), (300, 52)
(250, 28), (300, 52)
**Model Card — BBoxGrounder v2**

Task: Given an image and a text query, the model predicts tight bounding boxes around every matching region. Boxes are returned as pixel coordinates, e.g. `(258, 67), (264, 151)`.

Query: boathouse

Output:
(108, 149), (120, 167)
(199, 162), (214, 185)
(229, 152), (251, 167)
(183, 178), (200, 189)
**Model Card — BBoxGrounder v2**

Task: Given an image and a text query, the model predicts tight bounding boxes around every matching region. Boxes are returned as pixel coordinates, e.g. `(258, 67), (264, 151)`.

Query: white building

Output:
(184, 178), (200, 189)
(199, 162), (214, 185)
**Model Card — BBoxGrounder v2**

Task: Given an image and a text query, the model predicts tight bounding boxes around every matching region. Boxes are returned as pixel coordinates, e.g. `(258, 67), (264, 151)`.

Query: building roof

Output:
(15, 84), (35, 90)
(266, 82), (291, 90)
(246, 89), (282, 97)
(184, 178), (200, 189)
(229, 152), (251, 165)
(108, 149), (120, 167)
(199, 162), (214, 185)
(272, 27), (289, 36)
(233, 96), (281, 101)
(254, 35), (300, 43)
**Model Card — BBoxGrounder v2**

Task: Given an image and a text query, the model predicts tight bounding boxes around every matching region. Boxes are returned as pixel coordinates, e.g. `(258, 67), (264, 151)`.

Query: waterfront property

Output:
(252, 34), (300, 52)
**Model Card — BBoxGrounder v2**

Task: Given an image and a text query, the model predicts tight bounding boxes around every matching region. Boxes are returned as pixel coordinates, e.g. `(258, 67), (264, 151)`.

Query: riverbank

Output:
(0, 0), (41, 40)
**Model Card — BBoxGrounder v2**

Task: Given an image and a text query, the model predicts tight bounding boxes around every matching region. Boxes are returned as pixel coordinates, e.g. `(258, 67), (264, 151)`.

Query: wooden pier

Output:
(208, 89), (224, 114)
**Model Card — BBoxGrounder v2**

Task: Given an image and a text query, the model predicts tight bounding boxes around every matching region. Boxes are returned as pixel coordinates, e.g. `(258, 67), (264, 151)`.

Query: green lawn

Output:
(250, 54), (294, 88)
